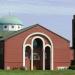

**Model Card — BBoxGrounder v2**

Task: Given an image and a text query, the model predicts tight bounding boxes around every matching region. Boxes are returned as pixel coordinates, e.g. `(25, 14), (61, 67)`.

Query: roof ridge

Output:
(35, 24), (69, 42)
(0, 24), (69, 42)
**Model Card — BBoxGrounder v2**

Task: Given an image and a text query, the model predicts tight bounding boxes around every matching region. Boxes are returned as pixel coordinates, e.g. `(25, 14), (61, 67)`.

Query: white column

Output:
(43, 48), (45, 70)
(31, 47), (33, 70)
(51, 46), (53, 70)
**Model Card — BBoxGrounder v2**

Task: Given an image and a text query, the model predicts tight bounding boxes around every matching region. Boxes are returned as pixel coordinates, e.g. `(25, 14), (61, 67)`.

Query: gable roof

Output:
(0, 24), (69, 42)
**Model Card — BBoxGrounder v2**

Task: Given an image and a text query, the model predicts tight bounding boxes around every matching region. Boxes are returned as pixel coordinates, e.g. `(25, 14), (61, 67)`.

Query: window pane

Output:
(12, 26), (14, 28)
(4, 26), (7, 28)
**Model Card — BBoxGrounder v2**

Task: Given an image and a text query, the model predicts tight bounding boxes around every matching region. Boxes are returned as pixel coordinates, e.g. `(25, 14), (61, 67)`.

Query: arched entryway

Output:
(45, 46), (50, 70)
(25, 46), (31, 70)
(23, 32), (54, 70)
(33, 38), (43, 70)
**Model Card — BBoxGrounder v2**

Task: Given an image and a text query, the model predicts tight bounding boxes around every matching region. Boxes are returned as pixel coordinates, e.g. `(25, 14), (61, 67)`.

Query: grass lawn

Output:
(0, 70), (75, 75)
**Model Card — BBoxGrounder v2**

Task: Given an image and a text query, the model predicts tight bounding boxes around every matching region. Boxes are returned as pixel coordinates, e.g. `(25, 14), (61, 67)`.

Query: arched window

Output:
(25, 46), (31, 58)
(33, 38), (43, 48)
(45, 46), (50, 70)
(33, 38), (43, 69)
(25, 46), (31, 70)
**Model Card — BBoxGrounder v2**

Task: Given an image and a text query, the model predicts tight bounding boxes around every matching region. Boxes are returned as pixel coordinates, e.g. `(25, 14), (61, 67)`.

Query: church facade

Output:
(0, 16), (74, 70)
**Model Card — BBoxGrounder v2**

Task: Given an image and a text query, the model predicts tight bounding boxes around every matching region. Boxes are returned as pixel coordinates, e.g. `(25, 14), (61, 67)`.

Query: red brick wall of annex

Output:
(4, 25), (73, 69)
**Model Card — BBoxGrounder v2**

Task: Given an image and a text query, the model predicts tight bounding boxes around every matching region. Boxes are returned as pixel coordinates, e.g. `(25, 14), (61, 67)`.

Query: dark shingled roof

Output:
(0, 24), (69, 42)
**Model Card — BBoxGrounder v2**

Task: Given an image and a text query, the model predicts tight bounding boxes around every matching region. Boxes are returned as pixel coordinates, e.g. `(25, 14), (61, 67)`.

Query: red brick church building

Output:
(0, 16), (74, 70)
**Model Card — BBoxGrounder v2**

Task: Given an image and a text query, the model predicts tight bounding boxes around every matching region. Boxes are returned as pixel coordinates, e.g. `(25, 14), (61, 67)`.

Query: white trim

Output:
(31, 46), (33, 70)
(57, 66), (68, 70)
(23, 44), (31, 68)
(31, 36), (45, 70)
(45, 45), (51, 69)
(24, 44), (31, 47)
(45, 44), (51, 48)
(24, 45), (32, 70)
(3, 25), (23, 31)
(23, 32), (54, 70)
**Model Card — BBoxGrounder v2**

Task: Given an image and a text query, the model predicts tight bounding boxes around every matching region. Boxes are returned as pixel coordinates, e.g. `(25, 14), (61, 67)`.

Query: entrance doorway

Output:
(33, 38), (43, 70)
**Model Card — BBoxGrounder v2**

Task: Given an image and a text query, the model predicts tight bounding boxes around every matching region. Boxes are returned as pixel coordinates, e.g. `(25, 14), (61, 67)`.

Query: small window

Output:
(12, 26), (14, 28)
(18, 26), (20, 28)
(4, 26), (7, 28)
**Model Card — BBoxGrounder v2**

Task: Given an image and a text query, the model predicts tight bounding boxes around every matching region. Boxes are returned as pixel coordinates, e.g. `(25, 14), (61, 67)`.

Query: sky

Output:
(0, 0), (75, 46)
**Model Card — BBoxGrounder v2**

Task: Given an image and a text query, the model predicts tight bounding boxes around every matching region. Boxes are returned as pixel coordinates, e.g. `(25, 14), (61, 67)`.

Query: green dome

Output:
(0, 16), (23, 25)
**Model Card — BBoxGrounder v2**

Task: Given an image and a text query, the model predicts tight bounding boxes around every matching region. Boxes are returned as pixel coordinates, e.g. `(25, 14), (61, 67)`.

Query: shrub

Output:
(20, 67), (25, 70)
(69, 65), (75, 70)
